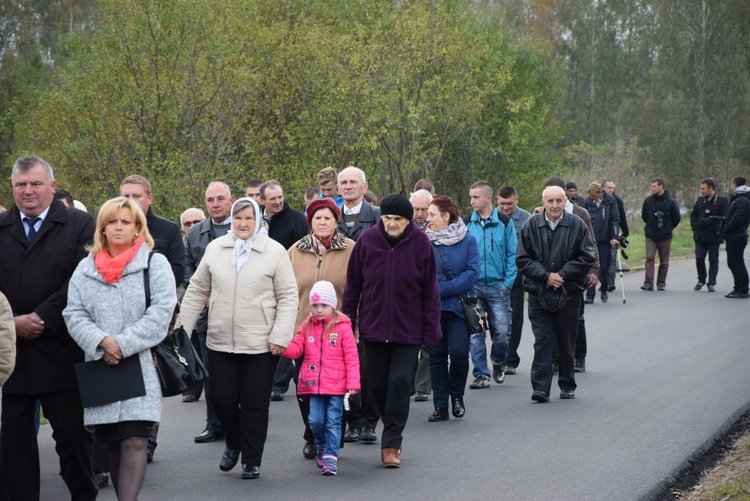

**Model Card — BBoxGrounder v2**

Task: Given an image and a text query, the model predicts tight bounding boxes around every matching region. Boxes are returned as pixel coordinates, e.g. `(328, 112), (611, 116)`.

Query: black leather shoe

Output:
(560, 389), (576, 399)
(428, 408), (449, 422)
(574, 358), (586, 373)
(726, 291), (750, 298)
(241, 465), (260, 479)
(302, 441), (316, 460)
(414, 391), (429, 402)
(451, 397), (465, 418)
(359, 426), (377, 442)
(94, 472), (109, 489)
(194, 429), (223, 443)
(640, 285), (654, 291)
(182, 394), (198, 403)
(270, 390), (284, 401)
(531, 391), (550, 403)
(219, 448), (240, 472)
(343, 427), (361, 443)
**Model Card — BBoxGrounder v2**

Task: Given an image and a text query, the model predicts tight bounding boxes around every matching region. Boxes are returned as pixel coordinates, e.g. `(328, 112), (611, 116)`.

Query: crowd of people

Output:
(0, 154), (748, 499)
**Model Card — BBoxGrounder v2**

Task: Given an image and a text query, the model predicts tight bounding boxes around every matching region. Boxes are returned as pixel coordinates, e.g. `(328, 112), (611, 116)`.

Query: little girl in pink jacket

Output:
(282, 281), (360, 476)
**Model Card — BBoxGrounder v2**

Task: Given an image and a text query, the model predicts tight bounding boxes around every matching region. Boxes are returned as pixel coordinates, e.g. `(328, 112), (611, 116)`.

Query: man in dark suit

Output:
(258, 180), (308, 402)
(119, 175), (185, 463)
(0, 155), (97, 500)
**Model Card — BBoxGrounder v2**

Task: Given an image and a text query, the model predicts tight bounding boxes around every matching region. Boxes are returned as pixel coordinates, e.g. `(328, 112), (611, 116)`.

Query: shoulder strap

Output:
(497, 211), (511, 226)
(432, 243), (450, 278)
(144, 251), (154, 308)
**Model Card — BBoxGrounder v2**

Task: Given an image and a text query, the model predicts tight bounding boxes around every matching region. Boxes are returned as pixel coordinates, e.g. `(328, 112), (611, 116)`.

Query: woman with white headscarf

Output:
(181, 198), (298, 480)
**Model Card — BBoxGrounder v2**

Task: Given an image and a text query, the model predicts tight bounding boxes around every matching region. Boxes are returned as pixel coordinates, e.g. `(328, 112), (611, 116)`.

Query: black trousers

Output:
(506, 274), (525, 369)
(292, 357), (315, 444)
(587, 241), (612, 298)
(184, 308), (222, 432)
(207, 350), (278, 467)
(726, 237), (749, 293)
(363, 341), (419, 449)
(346, 342), (380, 431)
(695, 242), (720, 286)
(271, 358), (295, 394)
(1, 390), (97, 501)
(528, 294), (581, 394)
(575, 294), (587, 361)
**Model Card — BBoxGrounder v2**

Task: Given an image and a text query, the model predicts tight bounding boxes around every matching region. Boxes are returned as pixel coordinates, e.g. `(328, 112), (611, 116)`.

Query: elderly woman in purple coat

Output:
(342, 194), (441, 469)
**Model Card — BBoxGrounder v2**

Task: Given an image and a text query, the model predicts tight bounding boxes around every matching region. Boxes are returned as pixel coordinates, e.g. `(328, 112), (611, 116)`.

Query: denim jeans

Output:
(429, 311), (470, 409)
(309, 395), (344, 458)
(470, 282), (512, 379)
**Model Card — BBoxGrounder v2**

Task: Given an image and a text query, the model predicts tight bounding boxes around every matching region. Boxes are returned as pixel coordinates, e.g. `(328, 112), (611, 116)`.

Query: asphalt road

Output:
(37, 253), (750, 500)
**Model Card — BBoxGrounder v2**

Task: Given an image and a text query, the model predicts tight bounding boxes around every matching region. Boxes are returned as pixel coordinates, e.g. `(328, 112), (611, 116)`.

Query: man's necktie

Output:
(24, 217), (41, 244)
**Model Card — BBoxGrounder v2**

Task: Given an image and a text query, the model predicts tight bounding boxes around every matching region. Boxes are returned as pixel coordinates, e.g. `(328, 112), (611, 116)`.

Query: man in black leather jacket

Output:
(689, 178), (728, 292)
(516, 186), (596, 403)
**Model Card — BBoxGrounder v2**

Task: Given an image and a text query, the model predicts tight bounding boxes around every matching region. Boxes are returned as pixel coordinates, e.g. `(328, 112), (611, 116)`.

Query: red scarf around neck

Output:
(95, 237), (146, 284)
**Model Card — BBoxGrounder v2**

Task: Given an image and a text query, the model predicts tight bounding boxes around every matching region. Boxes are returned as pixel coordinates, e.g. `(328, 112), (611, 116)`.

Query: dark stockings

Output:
(107, 436), (147, 501)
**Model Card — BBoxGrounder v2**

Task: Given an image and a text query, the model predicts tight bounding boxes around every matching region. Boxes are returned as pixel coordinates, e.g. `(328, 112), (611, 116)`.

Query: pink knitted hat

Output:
(309, 280), (337, 309)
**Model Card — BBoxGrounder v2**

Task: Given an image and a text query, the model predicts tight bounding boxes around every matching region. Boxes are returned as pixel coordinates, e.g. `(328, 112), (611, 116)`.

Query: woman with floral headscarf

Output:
(180, 198), (298, 480)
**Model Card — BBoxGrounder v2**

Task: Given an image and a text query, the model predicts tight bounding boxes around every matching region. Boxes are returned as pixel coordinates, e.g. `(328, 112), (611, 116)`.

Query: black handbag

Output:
(433, 244), (489, 336)
(145, 252), (209, 397)
(458, 295), (490, 336)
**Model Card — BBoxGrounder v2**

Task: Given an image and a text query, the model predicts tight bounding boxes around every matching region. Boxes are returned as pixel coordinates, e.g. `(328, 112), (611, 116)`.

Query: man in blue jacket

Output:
(464, 181), (517, 389)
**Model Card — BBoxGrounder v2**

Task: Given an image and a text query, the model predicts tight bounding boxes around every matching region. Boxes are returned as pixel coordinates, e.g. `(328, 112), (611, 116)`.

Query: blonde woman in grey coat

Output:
(64, 197), (176, 501)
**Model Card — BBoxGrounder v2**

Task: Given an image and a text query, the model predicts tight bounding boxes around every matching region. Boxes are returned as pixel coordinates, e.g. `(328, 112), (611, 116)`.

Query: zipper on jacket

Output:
(231, 270), (239, 352)
(317, 322), (324, 392)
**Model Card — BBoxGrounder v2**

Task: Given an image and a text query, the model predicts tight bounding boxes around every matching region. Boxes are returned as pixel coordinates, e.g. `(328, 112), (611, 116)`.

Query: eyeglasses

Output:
(183, 220), (203, 227)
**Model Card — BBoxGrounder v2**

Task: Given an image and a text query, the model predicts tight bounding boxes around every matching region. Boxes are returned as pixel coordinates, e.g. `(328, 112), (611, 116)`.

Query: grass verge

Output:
(618, 221), (696, 271)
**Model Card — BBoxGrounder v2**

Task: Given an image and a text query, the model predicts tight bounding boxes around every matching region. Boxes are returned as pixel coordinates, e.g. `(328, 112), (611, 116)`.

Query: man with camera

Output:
(581, 182), (620, 304)
(690, 179), (728, 292)
(602, 180), (629, 291)
(641, 178), (681, 291)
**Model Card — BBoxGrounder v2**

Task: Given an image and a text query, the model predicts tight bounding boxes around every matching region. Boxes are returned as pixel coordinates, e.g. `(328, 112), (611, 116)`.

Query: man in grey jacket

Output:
(184, 182), (235, 443)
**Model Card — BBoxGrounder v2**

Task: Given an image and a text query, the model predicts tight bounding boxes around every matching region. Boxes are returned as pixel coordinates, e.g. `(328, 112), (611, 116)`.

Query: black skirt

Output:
(95, 421), (154, 443)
